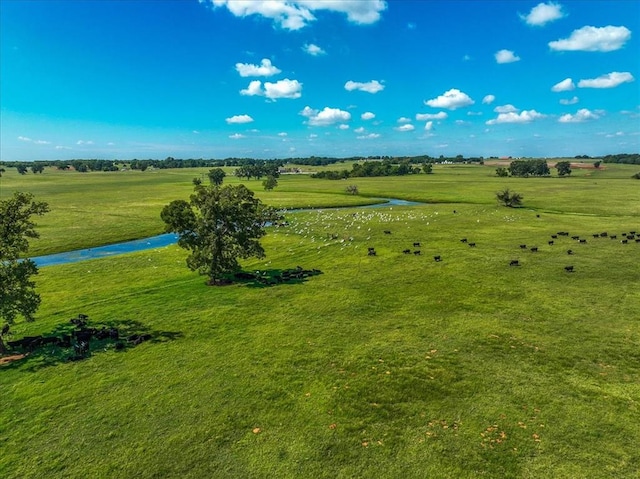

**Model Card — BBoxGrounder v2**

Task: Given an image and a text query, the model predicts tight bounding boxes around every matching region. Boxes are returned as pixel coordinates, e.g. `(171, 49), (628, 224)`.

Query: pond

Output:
(31, 198), (423, 267)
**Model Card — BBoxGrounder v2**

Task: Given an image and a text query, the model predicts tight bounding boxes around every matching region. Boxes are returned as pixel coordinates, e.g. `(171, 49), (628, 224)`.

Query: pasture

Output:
(1, 163), (639, 478)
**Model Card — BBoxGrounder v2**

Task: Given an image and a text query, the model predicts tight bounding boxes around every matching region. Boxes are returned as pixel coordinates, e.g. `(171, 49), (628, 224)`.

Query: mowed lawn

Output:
(1, 164), (639, 478)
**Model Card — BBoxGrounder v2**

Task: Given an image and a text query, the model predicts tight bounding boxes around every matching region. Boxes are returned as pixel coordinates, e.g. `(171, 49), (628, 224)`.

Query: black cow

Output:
(600, 232), (608, 237)
(520, 244), (527, 249)
(413, 242), (421, 247)
(413, 250), (421, 255)
(403, 249), (411, 254)
(610, 235), (617, 239)
(579, 239), (587, 244)
(592, 234), (600, 238)
(434, 256), (442, 262)
(468, 242), (476, 247)
(551, 235), (558, 239)
(509, 260), (520, 266)
(621, 239), (628, 244)
(548, 241), (554, 246)
(572, 236), (580, 240)
(530, 247), (538, 252)
(460, 238), (468, 243)
(567, 249), (574, 255)
(383, 230), (392, 235)
(564, 266), (574, 272)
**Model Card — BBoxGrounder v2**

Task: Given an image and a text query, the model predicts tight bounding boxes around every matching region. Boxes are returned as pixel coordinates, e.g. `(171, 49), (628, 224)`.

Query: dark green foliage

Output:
(556, 161), (572, 177)
(161, 183), (275, 284)
(262, 175), (278, 191)
(16, 164), (28, 175)
(345, 185), (359, 195)
(207, 168), (226, 186)
(496, 167), (509, 177)
(0, 192), (49, 353)
(508, 159), (550, 177)
(496, 188), (523, 207)
(313, 160), (424, 180)
(31, 164), (45, 174)
(423, 163), (433, 174)
(602, 153), (640, 165)
(593, 161), (602, 168)
(632, 172), (640, 179)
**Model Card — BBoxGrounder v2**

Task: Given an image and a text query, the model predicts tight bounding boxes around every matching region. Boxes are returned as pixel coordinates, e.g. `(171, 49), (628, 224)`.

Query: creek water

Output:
(31, 198), (423, 267)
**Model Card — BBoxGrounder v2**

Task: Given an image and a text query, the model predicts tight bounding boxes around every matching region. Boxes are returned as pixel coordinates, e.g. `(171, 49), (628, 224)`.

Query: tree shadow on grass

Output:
(229, 267), (323, 289)
(1, 316), (183, 372)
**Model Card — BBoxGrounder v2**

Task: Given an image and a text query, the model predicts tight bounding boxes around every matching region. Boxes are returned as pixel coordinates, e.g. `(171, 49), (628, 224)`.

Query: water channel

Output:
(31, 198), (423, 267)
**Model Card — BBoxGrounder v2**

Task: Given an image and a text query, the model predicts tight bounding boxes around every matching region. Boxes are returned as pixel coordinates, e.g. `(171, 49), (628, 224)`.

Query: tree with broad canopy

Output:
(0, 192), (49, 354)
(161, 182), (278, 285)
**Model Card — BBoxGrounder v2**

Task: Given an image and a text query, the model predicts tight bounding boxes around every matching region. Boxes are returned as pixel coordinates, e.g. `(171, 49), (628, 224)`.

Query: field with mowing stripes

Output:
(1, 162), (639, 478)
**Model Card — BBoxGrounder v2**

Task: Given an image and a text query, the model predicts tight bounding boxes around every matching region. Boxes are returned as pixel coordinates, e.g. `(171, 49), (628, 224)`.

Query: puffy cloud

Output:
(486, 110), (545, 124)
(206, 0), (387, 31)
(578, 72), (634, 89)
(17, 136), (51, 145)
(549, 25), (631, 52)
(416, 112), (447, 120)
(278, 132), (288, 137)
(241, 79), (303, 99)
(361, 111), (376, 120)
(425, 89), (474, 110)
(301, 106), (351, 126)
(344, 80), (384, 93)
(338, 124), (350, 130)
(425, 121), (434, 131)
(76, 140), (94, 145)
(226, 114), (254, 124)
(558, 108), (600, 123)
(235, 58), (281, 77)
(229, 133), (245, 139)
(495, 49), (520, 64)
(357, 133), (380, 139)
(494, 104), (518, 113)
(482, 94), (495, 104)
(397, 117), (411, 123)
(354, 127), (365, 133)
(395, 124), (415, 132)
(240, 80), (263, 96)
(551, 78), (575, 92)
(559, 96), (579, 105)
(303, 43), (326, 56)
(520, 2), (565, 26)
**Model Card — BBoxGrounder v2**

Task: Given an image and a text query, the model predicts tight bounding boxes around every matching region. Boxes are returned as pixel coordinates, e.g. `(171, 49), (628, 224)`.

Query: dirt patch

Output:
(0, 354), (27, 365)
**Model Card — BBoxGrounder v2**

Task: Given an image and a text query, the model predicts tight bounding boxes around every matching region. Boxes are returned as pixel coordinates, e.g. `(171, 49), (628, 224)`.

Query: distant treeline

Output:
(601, 154), (640, 165)
(312, 159), (434, 179)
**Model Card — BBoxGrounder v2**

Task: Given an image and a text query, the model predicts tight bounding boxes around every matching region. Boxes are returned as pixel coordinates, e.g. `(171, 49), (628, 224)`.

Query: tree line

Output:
(312, 159), (433, 180)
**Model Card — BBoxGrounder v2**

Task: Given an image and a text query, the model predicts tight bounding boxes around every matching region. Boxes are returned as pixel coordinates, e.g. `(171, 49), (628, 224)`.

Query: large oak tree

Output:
(0, 192), (49, 353)
(161, 182), (276, 285)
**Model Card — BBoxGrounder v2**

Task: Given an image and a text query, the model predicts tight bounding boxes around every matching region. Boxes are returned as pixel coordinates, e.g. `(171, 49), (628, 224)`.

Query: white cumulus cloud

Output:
(339, 124), (350, 130)
(344, 80), (384, 93)
(425, 89), (474, 110)
(206, 0), (387, 31)
(361, 112), (376, 120)
(235, 58), (281, 77)
(578, 72), (634, 89)
(416, 112), (447, 121)
(241, 79), (303, 99)
(559, 96), (579, 105)
(520, 2), (565, 26)
(301, 106), (351, 126)
(551, 78), (575, 92)
(558, 108), (600, 123)
(482, 94), (495, 104)
(549, 25), (631, 52)
(357, 133), (380, 139)
(303, 43), (326, 56)
(486, 110), (545, 125)
(425, 121), (434, 131)
(76, 140), (94, 145)
(397, 117), (411, 123)
(395, 124), (415, 132)
(226, 114), (254, 124)
(229, 133), (245, 139)
(495, 49), (521, 64)
(494, 104), (518, 113)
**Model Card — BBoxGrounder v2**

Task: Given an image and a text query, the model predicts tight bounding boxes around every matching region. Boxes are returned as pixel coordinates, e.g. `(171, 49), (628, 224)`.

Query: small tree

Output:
(262, 175), (278, 191)
(345, 185), (359, 195)
(556, 161), (572, 177)
(16, 165), (28, 175)
(496, 167), (509, 177)
(496, 188), (523, 208)
(161, 182), (276, 285)
(423, 163), (433, 174)
(207, 168), (226, 186)
(0, 192), (49, 354)
(632, 172), (640, 179)
(594, 161), (602, 169)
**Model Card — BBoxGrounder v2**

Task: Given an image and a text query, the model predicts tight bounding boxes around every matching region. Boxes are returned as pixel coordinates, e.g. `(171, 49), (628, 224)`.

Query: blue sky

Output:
(1, 0), (638, 161)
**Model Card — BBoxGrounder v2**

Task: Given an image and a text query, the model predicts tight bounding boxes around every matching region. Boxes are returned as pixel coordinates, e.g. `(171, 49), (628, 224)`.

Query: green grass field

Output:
(1, 164), (639, 478)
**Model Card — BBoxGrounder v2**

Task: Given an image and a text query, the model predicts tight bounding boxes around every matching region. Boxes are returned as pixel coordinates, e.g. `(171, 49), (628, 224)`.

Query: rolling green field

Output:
(1, 163), (639, 478)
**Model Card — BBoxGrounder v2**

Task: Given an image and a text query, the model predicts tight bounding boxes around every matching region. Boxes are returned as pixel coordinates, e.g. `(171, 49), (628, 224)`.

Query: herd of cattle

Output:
(365, 226), (638, 274)
(234, 266), (322, 286)
(5, 314), (151, 360)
